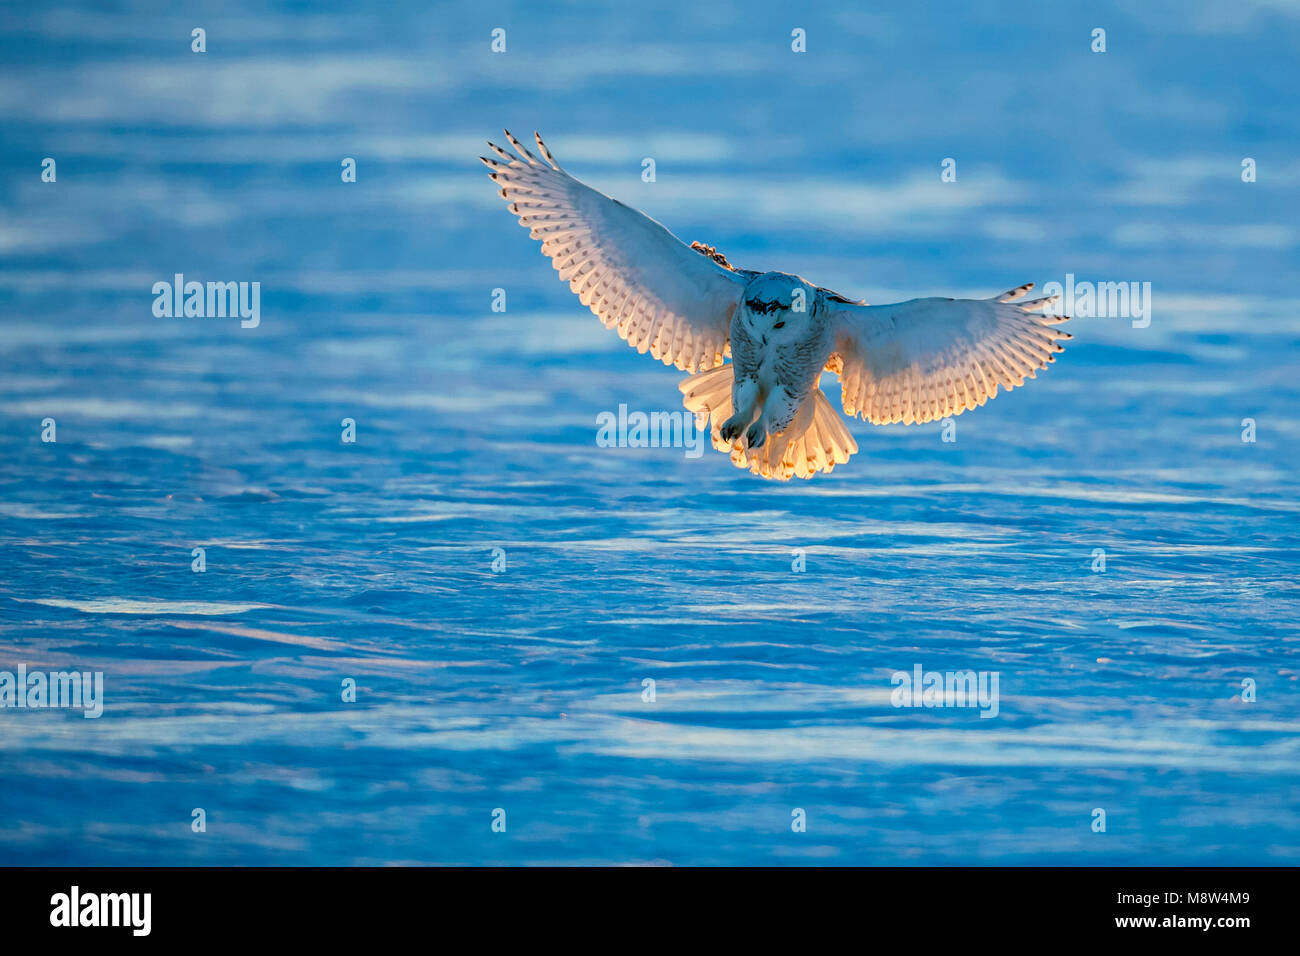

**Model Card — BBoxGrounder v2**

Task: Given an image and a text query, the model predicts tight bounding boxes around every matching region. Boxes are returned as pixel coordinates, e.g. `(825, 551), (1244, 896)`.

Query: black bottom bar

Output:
(0, 866), (1282, 941)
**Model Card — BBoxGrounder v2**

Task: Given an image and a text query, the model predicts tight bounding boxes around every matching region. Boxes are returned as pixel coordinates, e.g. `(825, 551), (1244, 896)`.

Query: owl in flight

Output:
(482, 131), (1072, 481)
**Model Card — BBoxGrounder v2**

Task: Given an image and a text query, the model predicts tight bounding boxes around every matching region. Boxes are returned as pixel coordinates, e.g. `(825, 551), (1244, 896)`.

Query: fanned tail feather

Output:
(679, 366), (858, 481)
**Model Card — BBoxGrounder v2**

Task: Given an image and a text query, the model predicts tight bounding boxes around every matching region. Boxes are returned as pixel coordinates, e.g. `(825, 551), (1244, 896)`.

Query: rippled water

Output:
(1, 1), (1298, 864)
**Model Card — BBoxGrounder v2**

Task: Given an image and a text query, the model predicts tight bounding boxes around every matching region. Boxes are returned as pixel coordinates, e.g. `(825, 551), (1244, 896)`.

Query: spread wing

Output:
(482, 131), (747, 373)
(823, 283), (1072, 425)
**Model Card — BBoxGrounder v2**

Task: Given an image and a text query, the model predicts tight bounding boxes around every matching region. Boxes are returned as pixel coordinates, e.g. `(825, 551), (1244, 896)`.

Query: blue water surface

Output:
(1, 0), (1297, 865)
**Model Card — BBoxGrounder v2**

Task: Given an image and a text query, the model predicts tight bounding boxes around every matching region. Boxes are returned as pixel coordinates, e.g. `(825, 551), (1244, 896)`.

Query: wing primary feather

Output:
(824, 287), (1072, 426)
(485, 131), (746, 374)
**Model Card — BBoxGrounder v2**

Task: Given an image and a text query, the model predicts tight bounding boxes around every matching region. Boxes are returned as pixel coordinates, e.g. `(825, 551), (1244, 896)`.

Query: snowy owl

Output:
(482, 131), (1073, 481)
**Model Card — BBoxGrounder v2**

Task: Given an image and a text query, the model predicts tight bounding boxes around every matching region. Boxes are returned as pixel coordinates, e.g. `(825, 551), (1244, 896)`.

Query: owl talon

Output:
(744, 422), (767, 449)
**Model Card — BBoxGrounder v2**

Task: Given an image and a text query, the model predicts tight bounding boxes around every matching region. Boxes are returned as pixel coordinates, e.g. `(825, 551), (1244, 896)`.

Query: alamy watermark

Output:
(152, 274), (260, 328)
(891, 663), (999, 718)
(1, 665), (103, 718)
(1041, 273), (1152, 328)
(596, 403), (706, 459)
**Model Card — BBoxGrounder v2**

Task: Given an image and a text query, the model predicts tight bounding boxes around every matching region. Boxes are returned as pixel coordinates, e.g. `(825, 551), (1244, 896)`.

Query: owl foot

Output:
(719, 414), (748, 443)
(744, 421), (767, 449)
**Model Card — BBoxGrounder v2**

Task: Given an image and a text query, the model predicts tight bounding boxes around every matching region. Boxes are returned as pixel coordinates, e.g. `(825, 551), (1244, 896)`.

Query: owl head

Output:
(740, 272), (817, 345)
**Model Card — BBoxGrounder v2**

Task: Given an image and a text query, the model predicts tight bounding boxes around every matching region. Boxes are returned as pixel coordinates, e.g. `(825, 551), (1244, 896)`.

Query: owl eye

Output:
(773, 321), (786, 329)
